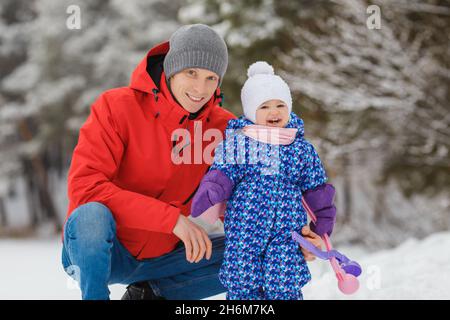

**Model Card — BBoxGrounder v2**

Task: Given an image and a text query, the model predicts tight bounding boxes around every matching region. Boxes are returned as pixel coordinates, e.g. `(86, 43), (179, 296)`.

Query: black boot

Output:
(121, 281), (166, 300)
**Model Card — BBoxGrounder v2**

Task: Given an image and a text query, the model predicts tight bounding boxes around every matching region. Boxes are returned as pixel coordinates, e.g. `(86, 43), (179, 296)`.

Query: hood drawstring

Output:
(152, 89), (160, 118)
(173, 115), (191, 158)
(175, 110), (201, 158)
(152, 88), (159, 102)
(179, 106), (204, 125)
(215, 92), (224, 107)
(179, 115), (187, 124)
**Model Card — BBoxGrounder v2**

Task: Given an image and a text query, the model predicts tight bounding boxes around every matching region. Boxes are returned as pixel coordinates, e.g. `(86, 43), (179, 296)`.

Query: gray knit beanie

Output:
(164, 24), (228, 85)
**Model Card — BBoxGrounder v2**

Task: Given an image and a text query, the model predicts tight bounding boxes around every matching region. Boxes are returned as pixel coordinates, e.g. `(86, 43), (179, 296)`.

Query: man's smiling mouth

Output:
(186, 93), (204, 102)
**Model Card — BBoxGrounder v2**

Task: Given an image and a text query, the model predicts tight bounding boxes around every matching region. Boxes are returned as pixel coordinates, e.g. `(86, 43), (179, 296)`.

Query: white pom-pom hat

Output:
(241, 61), (292, 123)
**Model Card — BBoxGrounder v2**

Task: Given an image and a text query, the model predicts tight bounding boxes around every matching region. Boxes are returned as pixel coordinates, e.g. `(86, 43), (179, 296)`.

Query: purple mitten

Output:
(309, 205), (336, 236)
(303, 183), (337, 236)
(191, 170), (234, 218)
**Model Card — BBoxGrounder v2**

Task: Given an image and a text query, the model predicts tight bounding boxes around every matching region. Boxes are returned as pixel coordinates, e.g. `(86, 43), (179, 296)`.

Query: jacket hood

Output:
(226, 112), (305, 137)
(129, 41), (169, 93)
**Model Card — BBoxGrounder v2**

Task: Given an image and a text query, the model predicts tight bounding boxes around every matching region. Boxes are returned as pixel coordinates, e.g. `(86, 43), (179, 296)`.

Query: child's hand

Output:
(191, 170), (234, 218)
(300, 226), (322, 261)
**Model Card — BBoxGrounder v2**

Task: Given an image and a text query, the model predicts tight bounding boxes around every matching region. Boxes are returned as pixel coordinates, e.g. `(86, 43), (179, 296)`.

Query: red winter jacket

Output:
(65, 41), (236, 259)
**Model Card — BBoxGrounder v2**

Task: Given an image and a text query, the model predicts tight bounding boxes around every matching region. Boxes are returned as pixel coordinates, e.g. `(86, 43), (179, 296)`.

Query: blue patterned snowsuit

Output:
(209, 112), (328, 300)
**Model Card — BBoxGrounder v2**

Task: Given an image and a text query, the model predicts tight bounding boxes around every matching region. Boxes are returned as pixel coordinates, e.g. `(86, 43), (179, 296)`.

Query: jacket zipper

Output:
(182, 184), (200, 205)
(182, 167), (209, 205)
(178, 113), (208, 206)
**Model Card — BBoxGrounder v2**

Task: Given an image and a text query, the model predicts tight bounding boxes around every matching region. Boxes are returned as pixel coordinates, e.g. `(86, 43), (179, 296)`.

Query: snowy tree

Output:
(0, 0), (448, 247)
(178, 0), (450, 248)
(0, 0), (185, 234)
(0, 0), (38, 231)
(273, 0), (450, 247)
(178, 0), (287, 112)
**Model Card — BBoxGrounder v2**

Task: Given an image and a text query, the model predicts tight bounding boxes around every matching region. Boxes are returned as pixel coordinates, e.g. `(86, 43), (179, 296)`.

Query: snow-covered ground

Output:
(1, 231), (449, 300)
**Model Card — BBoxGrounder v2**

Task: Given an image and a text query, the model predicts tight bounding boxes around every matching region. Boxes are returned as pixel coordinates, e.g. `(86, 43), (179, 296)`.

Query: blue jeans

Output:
(61, 202), (226, 300)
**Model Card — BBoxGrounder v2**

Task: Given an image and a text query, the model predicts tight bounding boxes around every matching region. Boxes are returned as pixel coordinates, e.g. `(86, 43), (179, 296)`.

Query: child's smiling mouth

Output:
(266, 117), (282, 127)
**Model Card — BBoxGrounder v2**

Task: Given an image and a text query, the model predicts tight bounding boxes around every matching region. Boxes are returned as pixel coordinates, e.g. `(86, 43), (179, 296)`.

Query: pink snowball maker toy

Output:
(292, 198), (362, 295)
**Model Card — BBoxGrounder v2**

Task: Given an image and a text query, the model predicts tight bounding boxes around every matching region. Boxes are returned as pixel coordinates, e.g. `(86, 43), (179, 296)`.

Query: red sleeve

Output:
(67, 93), (180, 234)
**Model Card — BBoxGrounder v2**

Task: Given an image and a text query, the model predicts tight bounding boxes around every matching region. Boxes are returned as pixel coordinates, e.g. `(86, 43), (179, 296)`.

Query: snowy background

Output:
(0, 0), (449, 299)
(1, 230), (450, 299)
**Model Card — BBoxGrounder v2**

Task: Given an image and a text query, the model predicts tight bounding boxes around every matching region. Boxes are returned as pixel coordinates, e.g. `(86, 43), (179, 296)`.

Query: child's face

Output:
(255, 99), (289, 127)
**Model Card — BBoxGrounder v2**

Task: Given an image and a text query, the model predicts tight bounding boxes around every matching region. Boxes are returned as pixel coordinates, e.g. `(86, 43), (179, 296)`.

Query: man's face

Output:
(169, 68), (220, 113)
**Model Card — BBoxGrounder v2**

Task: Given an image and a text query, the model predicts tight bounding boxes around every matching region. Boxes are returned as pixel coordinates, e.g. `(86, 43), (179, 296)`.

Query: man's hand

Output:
(300, 225), (322, 261)
(172, 214), (212, 263)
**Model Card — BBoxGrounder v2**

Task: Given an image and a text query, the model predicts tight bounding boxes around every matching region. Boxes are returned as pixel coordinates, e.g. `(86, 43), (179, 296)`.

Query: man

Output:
(62, 24), (322, 300)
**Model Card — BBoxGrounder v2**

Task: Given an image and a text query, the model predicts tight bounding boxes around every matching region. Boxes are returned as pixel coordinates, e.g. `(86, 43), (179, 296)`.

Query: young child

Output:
(191, 61), (337, 300)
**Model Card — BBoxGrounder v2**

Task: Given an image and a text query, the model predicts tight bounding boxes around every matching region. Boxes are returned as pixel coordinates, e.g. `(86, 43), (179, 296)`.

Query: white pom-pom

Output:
(247, 61), (274, 77)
